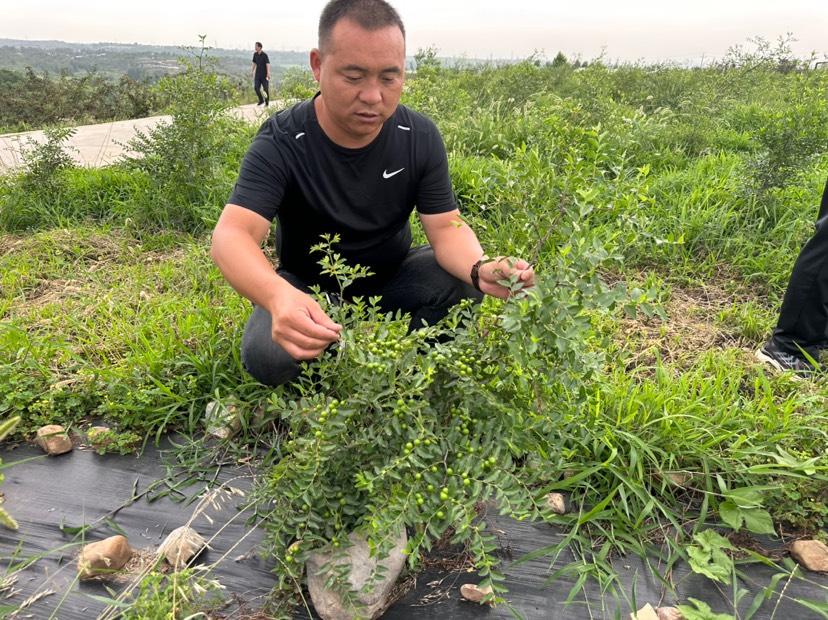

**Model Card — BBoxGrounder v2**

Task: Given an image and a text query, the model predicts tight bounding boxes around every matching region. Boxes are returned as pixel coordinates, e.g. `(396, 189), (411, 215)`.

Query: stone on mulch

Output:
(306, 527), (407, 620)
(78, 535), (133, 579)
(459, 583), (494, 604)
(790, 539), (828, 573)
(204, 401), (241, 439)
(157, 526), (207, 569)
(35, 425), (73, 455)
(631, 603), (659, 620)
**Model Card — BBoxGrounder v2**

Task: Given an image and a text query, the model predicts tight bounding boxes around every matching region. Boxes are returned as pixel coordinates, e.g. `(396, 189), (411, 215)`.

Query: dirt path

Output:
(0, 103), (271, 172)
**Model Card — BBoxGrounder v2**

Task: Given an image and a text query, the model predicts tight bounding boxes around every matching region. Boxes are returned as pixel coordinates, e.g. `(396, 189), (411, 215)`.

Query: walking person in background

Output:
(756, 177), (828, 376)
(252, 42), (270, 107)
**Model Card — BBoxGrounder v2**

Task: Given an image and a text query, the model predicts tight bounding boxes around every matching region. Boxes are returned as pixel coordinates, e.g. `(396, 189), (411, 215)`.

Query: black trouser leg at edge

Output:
(771, 177), (828, 359)
(254, 77), (269, 105)
(240, 245), (483, 387)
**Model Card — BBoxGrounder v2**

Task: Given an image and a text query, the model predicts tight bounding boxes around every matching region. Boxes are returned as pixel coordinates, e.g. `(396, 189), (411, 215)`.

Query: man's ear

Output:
(310, 49), (322, 83)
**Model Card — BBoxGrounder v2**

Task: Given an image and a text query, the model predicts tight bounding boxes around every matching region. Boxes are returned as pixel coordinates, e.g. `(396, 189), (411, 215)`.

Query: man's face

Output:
(255, 44), (262, 53)
(310, 18), (405, 148)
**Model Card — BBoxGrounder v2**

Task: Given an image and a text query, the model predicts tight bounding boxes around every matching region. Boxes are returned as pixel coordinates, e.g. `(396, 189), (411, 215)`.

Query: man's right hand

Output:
(268, 286), (342, 361)
(211, 204), (342, 361)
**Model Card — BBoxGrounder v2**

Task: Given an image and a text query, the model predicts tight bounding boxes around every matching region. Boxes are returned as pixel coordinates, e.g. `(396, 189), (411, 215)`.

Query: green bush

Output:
(278, 67), (318, 102)
(0, 68), (161, 132)
(123, 52), (245, 232)
(257, 236), (640, 611)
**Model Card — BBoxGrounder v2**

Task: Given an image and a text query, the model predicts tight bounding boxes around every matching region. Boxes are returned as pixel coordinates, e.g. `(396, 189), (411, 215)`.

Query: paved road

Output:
(0, 103), (271, 172)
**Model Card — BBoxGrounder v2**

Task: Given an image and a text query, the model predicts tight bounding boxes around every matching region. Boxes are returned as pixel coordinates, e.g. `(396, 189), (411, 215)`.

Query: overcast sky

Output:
(2, 0), (826, 63)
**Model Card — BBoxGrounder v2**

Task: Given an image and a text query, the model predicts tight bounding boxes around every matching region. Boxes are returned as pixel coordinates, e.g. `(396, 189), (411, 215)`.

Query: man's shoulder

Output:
(259, 99), (314, 139)
(393, 105), (441, 136)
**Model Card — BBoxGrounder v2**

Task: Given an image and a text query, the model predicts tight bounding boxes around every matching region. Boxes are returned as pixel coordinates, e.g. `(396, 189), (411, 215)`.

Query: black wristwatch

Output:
(470, 259), (483, 292)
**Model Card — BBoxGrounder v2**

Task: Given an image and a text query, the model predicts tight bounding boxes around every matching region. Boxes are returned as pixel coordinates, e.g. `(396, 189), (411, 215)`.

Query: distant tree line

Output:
(0, 39), (308, 80)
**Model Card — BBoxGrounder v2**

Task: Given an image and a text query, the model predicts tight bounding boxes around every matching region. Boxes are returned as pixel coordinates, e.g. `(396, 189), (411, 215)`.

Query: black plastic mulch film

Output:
(1, 444), (826, 619)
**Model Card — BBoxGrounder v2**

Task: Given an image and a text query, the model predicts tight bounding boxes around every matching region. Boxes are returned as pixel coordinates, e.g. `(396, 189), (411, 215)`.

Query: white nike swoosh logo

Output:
(383, 168), (405, 179)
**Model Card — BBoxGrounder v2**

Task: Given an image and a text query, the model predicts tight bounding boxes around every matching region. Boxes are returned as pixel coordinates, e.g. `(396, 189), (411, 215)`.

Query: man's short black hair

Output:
(318, 0), (405, 52)
(255, 42), (263, 48)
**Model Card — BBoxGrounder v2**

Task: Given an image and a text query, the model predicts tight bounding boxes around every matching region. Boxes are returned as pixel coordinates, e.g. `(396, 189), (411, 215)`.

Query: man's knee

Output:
(445, 275), (483, 307)
(424, 253), (483, 309)
(241, 306), (301, 387)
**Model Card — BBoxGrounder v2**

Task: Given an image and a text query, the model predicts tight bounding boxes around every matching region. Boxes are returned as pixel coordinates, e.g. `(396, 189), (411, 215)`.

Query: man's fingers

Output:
(274, 317), (335, 360)
(279, 327), (336, 352)
(291, 307), (341, 341)
(282, 341), (327, 361)
(306, 303), (342, 335)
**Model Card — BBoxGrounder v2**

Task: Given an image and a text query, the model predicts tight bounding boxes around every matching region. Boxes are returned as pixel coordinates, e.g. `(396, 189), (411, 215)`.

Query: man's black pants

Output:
(771, 177), (828, 358)
(240, 245), (483, 387)
(254, 77), (269, 105)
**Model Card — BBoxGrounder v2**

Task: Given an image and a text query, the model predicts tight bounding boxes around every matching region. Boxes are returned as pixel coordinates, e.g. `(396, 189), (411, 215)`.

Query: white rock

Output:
(630, 603), (659, 620)
(157, 526), (206, 569)
(657, 606), (685, 620)
(306, 527), (407, 620)
(545, 492), (567, 514)
(78, 535), (132, 579)
(460, 583), (494, 604)
(205, 401), (240, 439)
(790, 539), (828, 573)
(35, 425), (72, 455)
(87, 426), (110, 440)
(665, 471), (691, 487)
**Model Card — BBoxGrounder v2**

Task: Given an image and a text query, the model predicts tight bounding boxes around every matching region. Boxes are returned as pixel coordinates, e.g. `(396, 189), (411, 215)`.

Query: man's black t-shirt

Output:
(227, 94), (457, 294)
(252, 52), (269, 79)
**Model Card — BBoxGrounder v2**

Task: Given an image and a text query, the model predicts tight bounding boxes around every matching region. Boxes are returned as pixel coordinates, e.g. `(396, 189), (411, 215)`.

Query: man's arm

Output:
(419, 209), (534, 299)
(266, 62), (271, 81)
(211, 204), (341, 359)
(251, 62), (256, 79)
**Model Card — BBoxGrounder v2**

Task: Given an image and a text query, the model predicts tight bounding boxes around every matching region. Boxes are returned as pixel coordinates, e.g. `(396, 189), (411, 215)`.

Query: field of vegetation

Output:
(0, 39), (827, 618)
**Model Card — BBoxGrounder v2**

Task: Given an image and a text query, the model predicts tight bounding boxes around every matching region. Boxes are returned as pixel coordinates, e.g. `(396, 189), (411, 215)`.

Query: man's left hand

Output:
(478, 257), (535, 299)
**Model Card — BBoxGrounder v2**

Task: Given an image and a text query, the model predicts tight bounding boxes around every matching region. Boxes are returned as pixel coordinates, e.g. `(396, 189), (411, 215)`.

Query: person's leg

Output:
(240, 271), (310, 386)
(376, 245), (483, 332)
(254, 77), (264, 105)
(262, 78), (270, 106)
(768, 177), (828, 361)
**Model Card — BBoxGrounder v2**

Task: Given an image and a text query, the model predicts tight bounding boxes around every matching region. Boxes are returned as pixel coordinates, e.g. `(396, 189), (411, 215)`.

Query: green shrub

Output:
(257, 236), (639, 611)
(278, 67), (318, 102)
(123, 43), (246, 233)
(0, 415), (21, 530)
(0, 68), (161, 132)
(115, 568), (225, 619)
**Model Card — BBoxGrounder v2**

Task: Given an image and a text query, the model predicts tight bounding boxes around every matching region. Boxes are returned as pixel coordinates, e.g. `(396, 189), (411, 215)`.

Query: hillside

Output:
(0, 37), (308, 80)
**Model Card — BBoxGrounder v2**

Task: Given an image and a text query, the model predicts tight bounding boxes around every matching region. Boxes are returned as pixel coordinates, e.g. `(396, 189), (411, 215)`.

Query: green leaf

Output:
(0, 506), (18, 530)
(678, 598), (736, 620)
(795, 598), (828, 616)
(723, 486), (767, 509)
(686, 530), (735, 585)
(719, 500), (743, 531)
(772, 446), (819, 475)
(741, 508), (775, 535)
(576, 485), (618, 525)
(0, 417), (20, 442)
